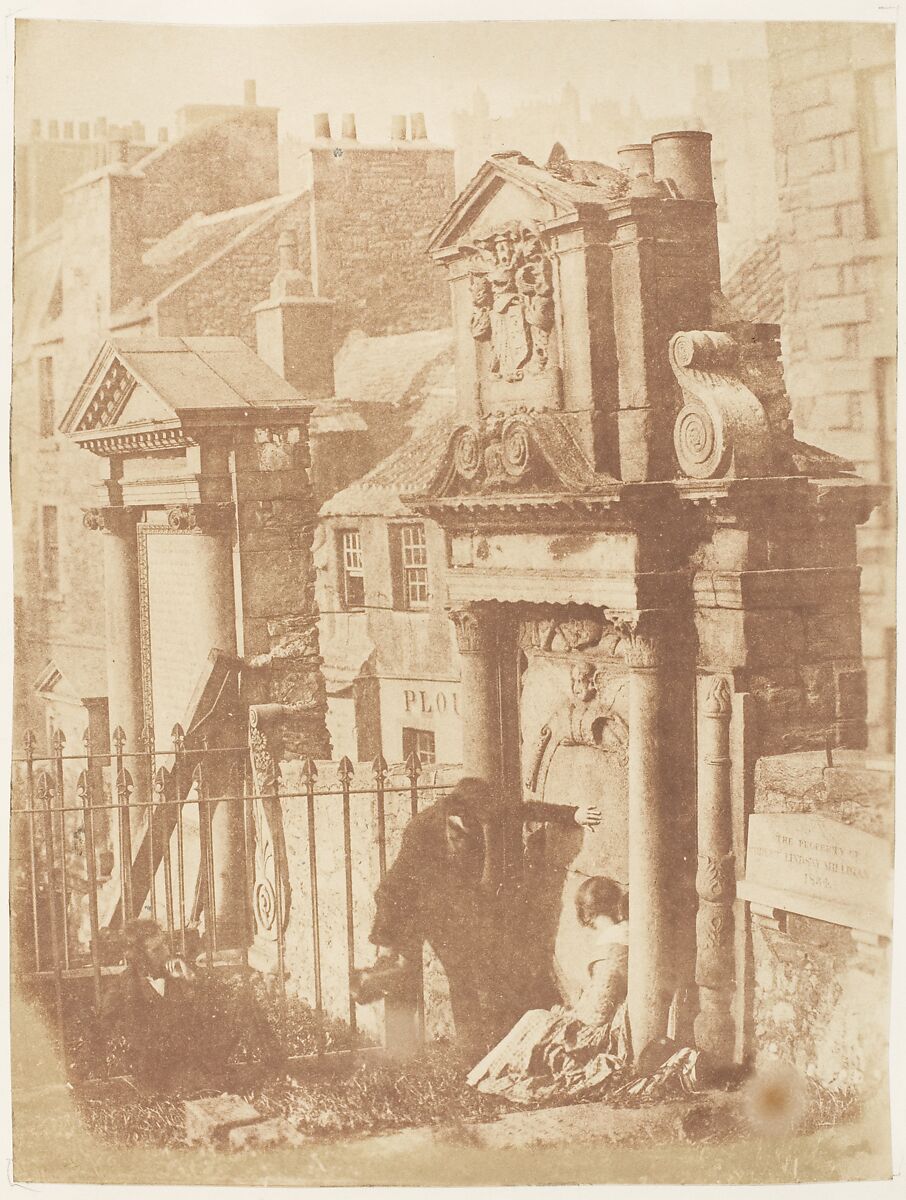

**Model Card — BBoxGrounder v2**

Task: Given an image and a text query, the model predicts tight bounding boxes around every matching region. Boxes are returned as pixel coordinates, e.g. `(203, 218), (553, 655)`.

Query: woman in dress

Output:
(466, 875), (632, 1104)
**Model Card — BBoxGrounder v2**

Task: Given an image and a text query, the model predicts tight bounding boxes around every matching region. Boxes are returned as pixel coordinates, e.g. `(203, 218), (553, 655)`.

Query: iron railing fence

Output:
(10, 724), (458, 1080)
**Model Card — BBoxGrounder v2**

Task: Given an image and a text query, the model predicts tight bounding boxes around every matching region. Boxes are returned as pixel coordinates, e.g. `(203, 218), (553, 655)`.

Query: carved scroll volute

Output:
(669, 331), (775, 481)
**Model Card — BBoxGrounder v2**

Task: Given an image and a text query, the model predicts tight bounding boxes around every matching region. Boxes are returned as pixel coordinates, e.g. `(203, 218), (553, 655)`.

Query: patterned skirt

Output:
(466, 1005), (701, 1107)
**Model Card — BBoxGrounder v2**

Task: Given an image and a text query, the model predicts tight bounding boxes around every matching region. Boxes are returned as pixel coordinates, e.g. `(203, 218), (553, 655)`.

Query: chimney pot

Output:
(94, 117), (108, 139)
(63, 121), (74, 140)
(651, 130), (714, 202)
(391, 115), (407, 141)
(313, 112), (331, 139)
(617, 143), (654, 178)
(244, 79), (257, 107)
(48, 120), (59, 139)
(410, 112), (427, 140)
(158, 126), (169, 144)
(30, 119), (41, 139)
(131, 120), (145, 142)
(341, 113), (357, 140)
(79, 121), (90, 140)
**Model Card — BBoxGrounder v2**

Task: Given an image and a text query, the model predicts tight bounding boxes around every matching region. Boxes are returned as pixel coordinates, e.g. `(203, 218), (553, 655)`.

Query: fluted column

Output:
(619, 610), (674, 1057)
(693, 675), (736, 1059)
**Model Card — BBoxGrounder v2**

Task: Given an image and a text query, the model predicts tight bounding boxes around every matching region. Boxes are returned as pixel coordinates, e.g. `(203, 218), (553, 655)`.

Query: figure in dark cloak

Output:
(352, 776), (602, 1055)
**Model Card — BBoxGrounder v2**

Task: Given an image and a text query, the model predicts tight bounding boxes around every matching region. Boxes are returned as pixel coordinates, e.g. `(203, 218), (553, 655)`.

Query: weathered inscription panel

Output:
(738, 812), (893, 935)
(146, 533), (211, 747)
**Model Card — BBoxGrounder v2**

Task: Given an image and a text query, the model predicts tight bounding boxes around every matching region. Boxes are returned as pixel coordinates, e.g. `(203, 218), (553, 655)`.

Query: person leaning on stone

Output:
(352, 776), (601, 1055)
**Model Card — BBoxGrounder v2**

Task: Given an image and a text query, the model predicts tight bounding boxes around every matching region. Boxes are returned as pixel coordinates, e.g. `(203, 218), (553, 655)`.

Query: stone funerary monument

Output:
(62, 129), (884, 1067)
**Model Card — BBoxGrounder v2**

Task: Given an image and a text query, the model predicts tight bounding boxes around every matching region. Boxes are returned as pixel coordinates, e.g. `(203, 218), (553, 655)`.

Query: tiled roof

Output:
(723, 236), (783, 324)
(320, 402), (458, 518)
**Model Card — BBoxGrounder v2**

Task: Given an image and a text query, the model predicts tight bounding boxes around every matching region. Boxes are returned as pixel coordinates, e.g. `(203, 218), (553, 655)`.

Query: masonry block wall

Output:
(309, 140), (455, 337)
(767, 21), (896, 752)
(746, 751), (892, 1092)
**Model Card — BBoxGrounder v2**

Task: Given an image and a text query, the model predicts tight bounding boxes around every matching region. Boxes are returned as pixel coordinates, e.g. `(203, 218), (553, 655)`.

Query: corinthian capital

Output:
(82, 506), (139, 536)
(449, 606), (499, 655)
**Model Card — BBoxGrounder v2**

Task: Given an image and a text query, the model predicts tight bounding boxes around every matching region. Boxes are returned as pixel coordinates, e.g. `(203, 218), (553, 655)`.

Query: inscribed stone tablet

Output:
(738, 812), (893, 935)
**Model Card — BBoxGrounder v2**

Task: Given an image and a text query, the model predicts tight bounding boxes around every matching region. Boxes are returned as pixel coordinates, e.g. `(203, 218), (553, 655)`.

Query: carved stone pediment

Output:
(422, 411), (614, 498)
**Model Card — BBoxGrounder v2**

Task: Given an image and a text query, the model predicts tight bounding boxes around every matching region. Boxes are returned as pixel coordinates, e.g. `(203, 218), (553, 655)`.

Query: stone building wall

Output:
(308, 142), (455, 337)
(746, 750), (892, 1092)
(766, 22), (896, 752)
(156, 197), (312, 347)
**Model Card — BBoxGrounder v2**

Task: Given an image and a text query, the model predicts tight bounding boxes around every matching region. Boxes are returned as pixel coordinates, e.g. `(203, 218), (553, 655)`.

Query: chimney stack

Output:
(341, 113), (357, 140)
(254, 230), (335, 400)
(313, 112), (331, 139)
(107, 131), (129, 165)
(244, 79), (257, 107)
(63, 121), (74, 140)
(617, 143), (654, 178)
(48, 120), (59, 140)
(94, 117), (107, 140)
(30, 119), (41, 139)
(651, 130), (714, 202)
(79, 121), (90, 140)
(391, 115), (407, 141)
(410, 112), (427, 140)
(131, 120), (145, 142)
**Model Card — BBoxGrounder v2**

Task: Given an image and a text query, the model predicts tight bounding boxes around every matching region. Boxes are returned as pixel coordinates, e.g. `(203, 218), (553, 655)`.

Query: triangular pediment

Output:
(60, 341), (142, 435)
(429, 151), (629, 256)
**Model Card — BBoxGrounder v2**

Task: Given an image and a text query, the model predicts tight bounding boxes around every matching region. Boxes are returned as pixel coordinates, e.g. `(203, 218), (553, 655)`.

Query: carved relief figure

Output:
(462, 222), (556, 381)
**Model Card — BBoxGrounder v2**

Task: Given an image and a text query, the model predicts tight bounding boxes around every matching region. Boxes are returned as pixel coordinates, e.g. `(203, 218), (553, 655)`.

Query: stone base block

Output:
(228, 1117), (307, 1150)
(184, 1094), (261, 1145)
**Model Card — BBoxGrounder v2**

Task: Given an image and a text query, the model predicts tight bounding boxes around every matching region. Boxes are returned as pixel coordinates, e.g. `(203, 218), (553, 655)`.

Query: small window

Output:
(340, 530), (365, 609)
(38, 357), (55, 439)
(41, 505), (60, 592)
(402, 727), (436, 766)
(400, 524), (429, 609)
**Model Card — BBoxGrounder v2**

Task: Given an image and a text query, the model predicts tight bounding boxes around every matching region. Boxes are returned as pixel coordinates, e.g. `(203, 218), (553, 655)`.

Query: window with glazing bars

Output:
(402, 726), (436, 766)
(401, 524), (429, 608)
(341, 529), (365, 609)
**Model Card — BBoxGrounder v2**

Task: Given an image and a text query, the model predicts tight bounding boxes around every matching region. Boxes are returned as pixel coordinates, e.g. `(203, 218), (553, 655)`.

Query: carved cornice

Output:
(82, 506), (140, 536)
(166, 503), (233, 534)
(75, 426), (194, 457)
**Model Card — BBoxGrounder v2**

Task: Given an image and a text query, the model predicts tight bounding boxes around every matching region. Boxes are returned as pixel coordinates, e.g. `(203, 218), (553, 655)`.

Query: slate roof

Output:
(723, 236), (783, 324)
(333, 328), (454, 408)
(320, 406), (458, 518)
(136, 191), (302, 307)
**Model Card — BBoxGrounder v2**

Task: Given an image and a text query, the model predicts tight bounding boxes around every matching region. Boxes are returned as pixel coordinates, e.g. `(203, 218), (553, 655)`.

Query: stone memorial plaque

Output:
(146, 532), (216, 746)
(738, 812), (893, 936)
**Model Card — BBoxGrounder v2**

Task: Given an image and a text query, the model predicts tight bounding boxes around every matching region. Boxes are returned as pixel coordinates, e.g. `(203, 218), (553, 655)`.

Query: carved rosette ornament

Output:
(460, 221), (556, 380)
(693, 675), (736, 1060)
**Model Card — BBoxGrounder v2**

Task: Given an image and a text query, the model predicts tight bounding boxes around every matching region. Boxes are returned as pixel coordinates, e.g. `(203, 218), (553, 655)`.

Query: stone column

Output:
(620, 611), (674, 1057)
(693, 675), (736, 1060)
(84, 507), (143, 756)
(450, 605), (502, 787)
(166, 503), (245, 948)
(450, 605), (503, 885)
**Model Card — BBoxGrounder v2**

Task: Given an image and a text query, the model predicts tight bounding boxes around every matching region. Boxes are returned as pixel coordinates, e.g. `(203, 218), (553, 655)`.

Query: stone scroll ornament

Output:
(669, 331), (776, 480)
(461, 222), (555, 381)
(248, 707), (292, 949)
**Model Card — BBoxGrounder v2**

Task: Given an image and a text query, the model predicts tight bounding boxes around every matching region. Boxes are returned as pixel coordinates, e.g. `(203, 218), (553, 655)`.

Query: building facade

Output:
(765, 21), (896, 753)
(12, 90), (455, 749)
